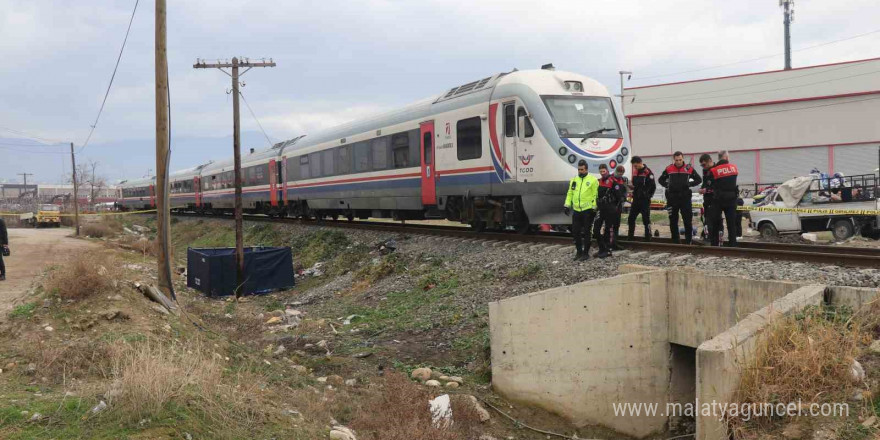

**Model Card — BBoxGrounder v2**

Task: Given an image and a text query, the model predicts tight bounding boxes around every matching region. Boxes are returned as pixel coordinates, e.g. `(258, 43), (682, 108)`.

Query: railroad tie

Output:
(647, 253), (671, 262)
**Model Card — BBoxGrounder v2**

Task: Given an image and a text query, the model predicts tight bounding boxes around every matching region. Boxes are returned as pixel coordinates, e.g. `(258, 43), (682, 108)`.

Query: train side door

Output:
(269, 160), (278, 207)
(420, 121), (437, 206)
(281, 156), (288, 206)
(501, 102), (518, 181)
(149, 185), (156, 208)
(194, 176), (201, 208)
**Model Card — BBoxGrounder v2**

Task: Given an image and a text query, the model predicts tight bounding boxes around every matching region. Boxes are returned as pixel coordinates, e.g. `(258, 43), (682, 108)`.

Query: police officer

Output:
(698, 153), (717, 244)
(611, 165), (628, 250)
(593, 164), (625, 258)
(706, 150), (740, 247)
(627, 156), (656, 240)
(658, 151), (701, 244)
(0, 216), (7, 281)
(564, 159), (598, 261)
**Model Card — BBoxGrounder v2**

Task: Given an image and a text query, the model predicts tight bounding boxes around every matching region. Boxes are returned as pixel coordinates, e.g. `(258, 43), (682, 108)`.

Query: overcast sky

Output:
(2, 0), (878, 183)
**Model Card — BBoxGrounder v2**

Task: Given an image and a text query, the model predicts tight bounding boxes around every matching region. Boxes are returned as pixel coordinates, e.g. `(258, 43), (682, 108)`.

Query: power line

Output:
(79, 0), (139, 153)
(238, 90), (273, 148)
(631, 94), (880, 127)
(631, 28), (880, 83)
(0, 141), (67, 148)
(0, 126), (64, 144)
(0, 145), (70, 155)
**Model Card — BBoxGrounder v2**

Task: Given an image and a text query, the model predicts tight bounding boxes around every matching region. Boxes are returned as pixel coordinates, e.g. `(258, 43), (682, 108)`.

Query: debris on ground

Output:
(428, 394), (453, 428)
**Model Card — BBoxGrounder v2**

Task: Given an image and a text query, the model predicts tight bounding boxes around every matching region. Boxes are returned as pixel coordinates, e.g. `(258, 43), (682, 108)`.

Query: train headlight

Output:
(558, 146), (568, 156)
(621, 147), (629, 156)
(564, 81), (584, 92)
(568, 154), (577, 164)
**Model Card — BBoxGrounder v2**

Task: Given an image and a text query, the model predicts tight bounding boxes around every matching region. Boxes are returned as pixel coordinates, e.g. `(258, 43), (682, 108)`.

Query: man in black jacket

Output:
(658, 151), (701, 244)
(627, 156), (656, 240)
(698, 154), (717, 244)
(593, 164), (625, 258)
(0, 217), (7, 281)
(706, 150), (740, 247)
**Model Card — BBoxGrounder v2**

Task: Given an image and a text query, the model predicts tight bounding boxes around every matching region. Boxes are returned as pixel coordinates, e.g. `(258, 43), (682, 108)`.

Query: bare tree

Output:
(70, 161), (106, 211)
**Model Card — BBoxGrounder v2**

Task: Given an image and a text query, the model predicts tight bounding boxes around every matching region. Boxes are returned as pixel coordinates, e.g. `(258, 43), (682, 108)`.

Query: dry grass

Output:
(81, 216), (125, 238)
(349, 373), (482, 440)
(731, 305), (865, 436)
(44, 250), (120, 300)
(108, 338), (221, 419)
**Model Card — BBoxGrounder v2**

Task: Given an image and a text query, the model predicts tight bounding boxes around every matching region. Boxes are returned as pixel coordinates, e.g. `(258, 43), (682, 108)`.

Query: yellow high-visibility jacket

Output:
(564, 174), (598, 212)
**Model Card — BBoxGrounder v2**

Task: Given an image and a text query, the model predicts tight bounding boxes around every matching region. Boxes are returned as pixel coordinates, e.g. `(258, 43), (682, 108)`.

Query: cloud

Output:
(2, 0), (880, 182)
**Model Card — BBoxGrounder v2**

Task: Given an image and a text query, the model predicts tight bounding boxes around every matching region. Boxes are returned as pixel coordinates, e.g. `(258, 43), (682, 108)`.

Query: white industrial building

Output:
(624, 57), (880, 195)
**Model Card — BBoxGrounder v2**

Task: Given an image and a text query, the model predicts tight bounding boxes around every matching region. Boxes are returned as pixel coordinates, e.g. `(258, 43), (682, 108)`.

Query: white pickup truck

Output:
(749, 173), (879, 242)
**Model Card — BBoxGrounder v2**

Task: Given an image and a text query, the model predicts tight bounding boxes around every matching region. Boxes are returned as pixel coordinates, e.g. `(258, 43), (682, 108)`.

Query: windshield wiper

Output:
(580, 128), (616, 142)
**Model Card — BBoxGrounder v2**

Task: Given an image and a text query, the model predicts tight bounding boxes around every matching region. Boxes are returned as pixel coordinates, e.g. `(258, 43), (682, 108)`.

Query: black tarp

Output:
(187, 247), (295, 297)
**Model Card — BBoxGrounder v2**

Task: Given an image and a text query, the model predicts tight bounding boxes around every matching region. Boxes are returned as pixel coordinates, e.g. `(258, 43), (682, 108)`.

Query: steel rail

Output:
(168, 212), (880, 268)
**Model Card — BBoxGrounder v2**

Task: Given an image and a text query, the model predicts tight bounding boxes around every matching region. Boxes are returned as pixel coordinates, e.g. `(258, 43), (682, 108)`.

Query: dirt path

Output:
(0, 228), (97, 316)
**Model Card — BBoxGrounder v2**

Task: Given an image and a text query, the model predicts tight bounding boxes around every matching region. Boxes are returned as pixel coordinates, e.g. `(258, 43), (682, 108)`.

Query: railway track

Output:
(169, 212), (880, 268)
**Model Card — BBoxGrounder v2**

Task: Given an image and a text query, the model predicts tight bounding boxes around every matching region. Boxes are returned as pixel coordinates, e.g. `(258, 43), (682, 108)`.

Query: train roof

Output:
(276, 69), (610, 154)
(170, 161), (214, 180)
(119, 176), (155, 188)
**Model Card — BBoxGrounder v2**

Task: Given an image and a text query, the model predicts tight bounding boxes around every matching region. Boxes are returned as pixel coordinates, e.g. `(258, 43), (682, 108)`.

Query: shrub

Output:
(349, 372), (482, 440)
(731, 306), (864, 435)
(44, 251), (119, 300)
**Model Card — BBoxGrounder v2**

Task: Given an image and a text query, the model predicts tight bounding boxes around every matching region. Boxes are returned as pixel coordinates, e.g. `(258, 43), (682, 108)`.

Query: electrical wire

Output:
(0, 145), (69, 155)
(0, 126), (64, 144)
(239, 90), (274, 148)
(631, 28), (880, 83)
(631, 93), (880, 126)
(78, 0), (139, 153)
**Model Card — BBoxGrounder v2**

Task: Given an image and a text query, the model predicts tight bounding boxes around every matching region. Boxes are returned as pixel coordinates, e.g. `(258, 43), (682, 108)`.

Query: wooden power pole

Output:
(155, 0), (174, 299)
(193, 57), (275, 297)
(70, 143), (80, 236)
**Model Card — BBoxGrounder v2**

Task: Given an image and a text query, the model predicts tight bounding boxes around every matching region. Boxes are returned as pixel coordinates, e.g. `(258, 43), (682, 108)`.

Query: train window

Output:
(336, 146), (352, 175)
(322, 150), (335, 176)
(423, 132), (432, 165)
(518, 107), (534, 138)
(391, 133), (409, 168)
(409, 129), (421, 167)
(309, 152), (321, 178)
(504, 104), (516, 137)
(256, 164), (269, 186)
(456, 117), (482, 160)
(372, 137), (389, 170)
(299, 156), (310, 180)
(290, 158), (301, 180)
(354, 142), (371, 173)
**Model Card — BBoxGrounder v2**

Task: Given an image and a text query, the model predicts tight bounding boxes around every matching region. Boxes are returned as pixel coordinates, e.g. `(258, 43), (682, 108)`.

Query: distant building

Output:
(0, 183), (119, 204)
(624, 57), (880, 194)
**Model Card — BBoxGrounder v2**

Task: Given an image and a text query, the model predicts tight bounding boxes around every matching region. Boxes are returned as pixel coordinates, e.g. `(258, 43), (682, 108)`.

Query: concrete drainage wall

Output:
(489, 268), (877, 439)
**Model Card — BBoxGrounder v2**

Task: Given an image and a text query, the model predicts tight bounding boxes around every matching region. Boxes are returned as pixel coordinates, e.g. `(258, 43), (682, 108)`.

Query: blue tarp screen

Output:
(187, 247), (295, 297)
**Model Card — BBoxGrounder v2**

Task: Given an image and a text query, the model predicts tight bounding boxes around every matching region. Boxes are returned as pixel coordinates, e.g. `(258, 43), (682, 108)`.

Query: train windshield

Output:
(542, 96), (621, 139)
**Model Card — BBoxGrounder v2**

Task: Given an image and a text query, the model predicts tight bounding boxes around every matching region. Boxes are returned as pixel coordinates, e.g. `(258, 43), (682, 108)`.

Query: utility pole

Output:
(193, 57), (276, 297)
(155, 0), (174, 299)
(17, 173), (33, 199)
(70, 143), (80, 236)
(780, 0), (794, 70)
(618, 70), (632, 144)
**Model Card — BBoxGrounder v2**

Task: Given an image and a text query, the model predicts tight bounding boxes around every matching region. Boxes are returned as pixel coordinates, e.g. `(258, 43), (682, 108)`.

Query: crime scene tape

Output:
(0, 209), (157, 217)
(643, 199), (880, 215)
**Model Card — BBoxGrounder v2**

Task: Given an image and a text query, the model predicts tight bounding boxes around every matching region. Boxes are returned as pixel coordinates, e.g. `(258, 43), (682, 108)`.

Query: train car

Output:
(271, 67), (630, 230)
(169, 162), (212, 212)
(199, 149), (284, 215)
(125, 67), (630, 231)
(118, 177), (156, 211)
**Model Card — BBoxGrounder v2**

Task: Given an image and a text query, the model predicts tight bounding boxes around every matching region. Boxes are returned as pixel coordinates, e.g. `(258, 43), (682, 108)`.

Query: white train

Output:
(121, 66), (631, 231)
